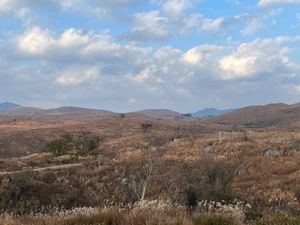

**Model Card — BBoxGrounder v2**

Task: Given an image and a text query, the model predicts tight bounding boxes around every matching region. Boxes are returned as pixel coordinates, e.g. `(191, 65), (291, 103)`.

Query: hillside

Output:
(0, 106), (116, 120)
(131, 109), (185, 119)
(0, 107), (42, 116)
(208, 103), (300, 128)
(43, 107), (115, 118)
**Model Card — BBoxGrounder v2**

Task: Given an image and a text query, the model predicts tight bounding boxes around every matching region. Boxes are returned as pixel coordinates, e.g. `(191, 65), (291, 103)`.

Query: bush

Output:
(42, 134), (72, 157)
(255, 214), (300, 225)
(198, 159), (238, 202)
(193, 214), (238, 225)
(42, 133), (102, 157)
(245, 207), (263, 221)
(73, 132), (102, 156)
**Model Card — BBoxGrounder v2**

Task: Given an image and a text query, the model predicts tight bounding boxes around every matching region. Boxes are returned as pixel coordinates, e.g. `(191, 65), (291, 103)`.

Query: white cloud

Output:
(8, 26), (300, 110)
(183, 45), (223, 65)
(219, 55), (258, 79)
(259, 0), (300, 6)
(0, 0), (141, 24)
(162, 0), (192, 17)
(121, 11), (170, 41)
(0, 0), (57, 12)
(201, 17), (227, 33)
(16, 27), (132, 64)
(201, 14), (251, 33)
(241, 18), (265, 36)
(56, 67), (99, 86)
(241, 9), (282, 36)
(218, 38), (295, 80)
(17, 27), (54, 56)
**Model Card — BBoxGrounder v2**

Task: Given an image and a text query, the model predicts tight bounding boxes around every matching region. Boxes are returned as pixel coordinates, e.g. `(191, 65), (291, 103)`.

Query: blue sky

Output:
(0, 0), (300, 112)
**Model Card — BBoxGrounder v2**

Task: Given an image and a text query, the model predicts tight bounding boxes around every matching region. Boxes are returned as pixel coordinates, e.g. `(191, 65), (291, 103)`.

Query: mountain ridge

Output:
(0, 102), (21, 111)
(192, 108), (235, 117)
(0, 102), (299, 126)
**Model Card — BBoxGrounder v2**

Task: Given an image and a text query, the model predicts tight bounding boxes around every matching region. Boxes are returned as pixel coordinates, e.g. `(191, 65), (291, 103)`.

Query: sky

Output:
(0, 0), (300, 112)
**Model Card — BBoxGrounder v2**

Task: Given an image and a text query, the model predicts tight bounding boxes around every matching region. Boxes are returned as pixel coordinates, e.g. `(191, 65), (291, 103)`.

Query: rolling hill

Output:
(131, 109), (185, 119)
(0, 106), (116, 119)
(208, 103), (300, 128)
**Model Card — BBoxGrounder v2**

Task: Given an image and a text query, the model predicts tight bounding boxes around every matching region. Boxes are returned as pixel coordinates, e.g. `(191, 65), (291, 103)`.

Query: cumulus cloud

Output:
(0, 0), (141, 24)
(180, 13), (254, 35)
(218, 38), (294, 80)
(5, 24), (300, 110)
(56, 67), (99, 86)
(16, 27), (147, 65)
(162, 0), (193, 17)
(121, 11), (170, 42)
(183, 45), (224, 65)
(0, 0), (57, 12)
(1, 0), (300, 111)
(259, 0), (300, 6)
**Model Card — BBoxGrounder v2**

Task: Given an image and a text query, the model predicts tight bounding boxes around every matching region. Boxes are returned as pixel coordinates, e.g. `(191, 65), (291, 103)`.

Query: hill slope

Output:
(208, 103), (300, 128)
(0, 106), (116, 119)
(132, 109), (185, 119)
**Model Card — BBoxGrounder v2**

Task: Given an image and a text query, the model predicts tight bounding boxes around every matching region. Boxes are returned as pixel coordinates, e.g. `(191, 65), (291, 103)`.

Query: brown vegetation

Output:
(0, 107), (299, 223)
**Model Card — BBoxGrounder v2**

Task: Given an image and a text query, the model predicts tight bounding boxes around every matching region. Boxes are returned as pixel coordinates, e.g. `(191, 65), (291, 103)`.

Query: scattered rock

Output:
(264, 149), (282, 156)
(203, 144), (213, 153)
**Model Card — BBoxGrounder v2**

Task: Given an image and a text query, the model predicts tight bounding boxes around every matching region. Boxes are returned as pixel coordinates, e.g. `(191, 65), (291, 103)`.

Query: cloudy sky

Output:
(0, 0), (300, 112)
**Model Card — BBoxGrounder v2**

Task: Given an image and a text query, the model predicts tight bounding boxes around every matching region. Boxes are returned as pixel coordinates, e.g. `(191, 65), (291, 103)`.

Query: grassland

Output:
(0, 113), (299, 224)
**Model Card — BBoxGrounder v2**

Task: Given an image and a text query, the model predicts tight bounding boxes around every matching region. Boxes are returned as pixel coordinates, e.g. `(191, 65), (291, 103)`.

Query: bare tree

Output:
(140, 146), (155, 201)
(131, 123), (167, 201)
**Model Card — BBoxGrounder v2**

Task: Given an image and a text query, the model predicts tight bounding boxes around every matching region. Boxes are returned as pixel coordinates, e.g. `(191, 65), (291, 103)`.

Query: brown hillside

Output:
(132, 109), (185, 119)
(207, 103), (300, 128)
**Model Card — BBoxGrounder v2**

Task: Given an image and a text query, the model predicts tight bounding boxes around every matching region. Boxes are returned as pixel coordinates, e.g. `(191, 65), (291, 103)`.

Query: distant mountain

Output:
(192, 108), (235, 117)
(208, 103), (300, 128)
(0, 102), (21, 111)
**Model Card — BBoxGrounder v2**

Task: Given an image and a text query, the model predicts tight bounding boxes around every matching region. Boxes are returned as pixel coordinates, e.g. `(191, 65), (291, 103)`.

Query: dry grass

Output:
(0, 116), (300, 217)
(0, 208), (193, 225)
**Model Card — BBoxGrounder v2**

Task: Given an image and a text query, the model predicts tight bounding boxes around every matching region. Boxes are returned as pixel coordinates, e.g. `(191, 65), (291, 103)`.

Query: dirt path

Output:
(0, 162), (83, 176)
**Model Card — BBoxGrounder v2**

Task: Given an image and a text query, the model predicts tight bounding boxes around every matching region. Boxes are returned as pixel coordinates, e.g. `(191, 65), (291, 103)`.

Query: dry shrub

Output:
(255, 214), (300, 225)
(193, 214), (238, 225)
(0, 208), (195, 225)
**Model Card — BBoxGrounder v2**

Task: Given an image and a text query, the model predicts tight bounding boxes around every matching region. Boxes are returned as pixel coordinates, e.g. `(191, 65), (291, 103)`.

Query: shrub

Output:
(141, 123), (153, 133)
(255, 214), (300, 225)
(42, 134), (72, 157)
(73, 132), (102, 156)
(244, 207), (263, 221)
(193, 214), (238, 225)
(42, 132), (102, 157)
(199, 160), (238, 202)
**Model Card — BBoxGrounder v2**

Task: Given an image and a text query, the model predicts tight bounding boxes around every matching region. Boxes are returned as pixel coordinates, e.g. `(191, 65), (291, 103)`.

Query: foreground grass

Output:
(1, 208), (300, 225)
